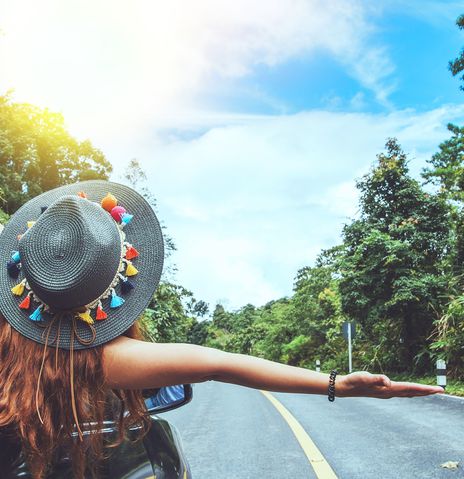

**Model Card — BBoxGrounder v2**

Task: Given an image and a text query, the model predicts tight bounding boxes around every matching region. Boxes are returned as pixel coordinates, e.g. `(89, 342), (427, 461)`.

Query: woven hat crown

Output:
(0, 180), (164, 350)
(19, 195), (122, 311)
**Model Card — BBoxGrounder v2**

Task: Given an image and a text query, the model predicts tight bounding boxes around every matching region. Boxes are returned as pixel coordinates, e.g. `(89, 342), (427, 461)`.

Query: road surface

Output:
(161, 381), (464, 478)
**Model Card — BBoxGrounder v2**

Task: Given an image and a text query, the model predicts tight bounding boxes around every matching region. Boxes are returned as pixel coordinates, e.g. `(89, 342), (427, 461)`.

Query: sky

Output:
(1, 0), (464, 312)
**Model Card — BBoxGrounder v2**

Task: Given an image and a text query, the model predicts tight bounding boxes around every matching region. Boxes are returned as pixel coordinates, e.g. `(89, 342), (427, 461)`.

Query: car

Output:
(1, 384), (193, 478)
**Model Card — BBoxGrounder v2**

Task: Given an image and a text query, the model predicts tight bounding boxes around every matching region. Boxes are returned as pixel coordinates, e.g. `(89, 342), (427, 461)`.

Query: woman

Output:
(0, 181), (443, 479)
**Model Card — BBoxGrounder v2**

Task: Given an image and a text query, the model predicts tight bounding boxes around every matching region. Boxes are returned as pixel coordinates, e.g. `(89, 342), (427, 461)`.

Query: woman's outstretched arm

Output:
(103, 336), (444, 399)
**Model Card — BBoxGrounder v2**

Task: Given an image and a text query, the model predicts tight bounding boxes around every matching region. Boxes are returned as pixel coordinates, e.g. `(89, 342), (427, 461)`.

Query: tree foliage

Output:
(449, 14), (464, 90)
(0, 94), (112, 213)
(338, 139), (450, 372)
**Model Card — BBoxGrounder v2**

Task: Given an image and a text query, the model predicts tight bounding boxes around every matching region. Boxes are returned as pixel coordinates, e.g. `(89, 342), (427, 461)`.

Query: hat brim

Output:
(0, 180), (164, 350)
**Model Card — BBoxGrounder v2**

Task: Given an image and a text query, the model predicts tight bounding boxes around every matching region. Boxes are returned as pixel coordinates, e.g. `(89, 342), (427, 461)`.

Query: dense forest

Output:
(2, 15), (464, 379)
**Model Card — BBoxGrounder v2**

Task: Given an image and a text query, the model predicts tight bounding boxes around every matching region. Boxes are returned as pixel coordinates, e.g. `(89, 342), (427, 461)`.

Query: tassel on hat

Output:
(11, 251), (20, 264)
(96, 301), (108, 320)
(27, 221), (36, 229)
(29, 305), (43, 322)
(125, 244), (139, 260)
(78, 310), (94, 325)
(6, 260), (20, 279)
(121, 213), (133, 226)
(11, 278), (26, 296)
(19, 292), (32, 310)
(110, 289), (125, 308)
(118, 273), (135, 294)
(125, 261), (138, 277)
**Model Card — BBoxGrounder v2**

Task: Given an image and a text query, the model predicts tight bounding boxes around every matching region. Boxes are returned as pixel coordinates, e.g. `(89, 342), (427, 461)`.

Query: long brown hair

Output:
(0, 314), (150, 478)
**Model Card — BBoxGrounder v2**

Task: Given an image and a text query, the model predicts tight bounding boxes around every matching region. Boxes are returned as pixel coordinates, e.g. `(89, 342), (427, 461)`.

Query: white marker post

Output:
(342, 321), (355, 373)
(315, 359), (320, 372)
(347, 323), (352, 373)
(436, 359), (446, 389)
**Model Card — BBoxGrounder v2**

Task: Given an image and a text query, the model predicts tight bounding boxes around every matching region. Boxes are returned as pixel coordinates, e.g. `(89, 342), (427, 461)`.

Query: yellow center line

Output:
(260, 390), (338, 479)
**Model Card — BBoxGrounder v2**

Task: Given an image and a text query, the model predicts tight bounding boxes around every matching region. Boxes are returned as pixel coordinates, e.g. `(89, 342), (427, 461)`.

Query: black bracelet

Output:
(328, 369), (338, 402)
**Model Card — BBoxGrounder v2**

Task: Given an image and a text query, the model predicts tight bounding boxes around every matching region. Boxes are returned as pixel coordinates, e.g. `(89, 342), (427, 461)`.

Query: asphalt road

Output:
(161, 381), (464, 478)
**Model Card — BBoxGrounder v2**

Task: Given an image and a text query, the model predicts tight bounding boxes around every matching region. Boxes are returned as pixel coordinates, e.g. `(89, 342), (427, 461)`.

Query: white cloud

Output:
(115, 104), (464, 310)
(0, 0), (395, 140)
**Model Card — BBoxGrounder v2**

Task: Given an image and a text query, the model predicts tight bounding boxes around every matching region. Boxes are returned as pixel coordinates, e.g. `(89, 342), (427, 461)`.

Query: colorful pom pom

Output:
(27, 221), (36, 229)
(11, 251), (20, 263)
(29, 305), (43, 322)
(111, 206), (127, 222)
(125, 261), (138, 277)
(121, 213), (133, 225)
(17, 234), (23, 241)
(78, 310), (94, 324)
(110, 289), (125, 308)
(40, 206), (48, 214)
(101, 193), (118, 212)
(11, 279), (26, 296)
(19, 292), (32, 310)
(77, 191), (87, 199)
(96, 303), (108, 320)
(6, 260), (20, 279)
(125, 245), (139, 260)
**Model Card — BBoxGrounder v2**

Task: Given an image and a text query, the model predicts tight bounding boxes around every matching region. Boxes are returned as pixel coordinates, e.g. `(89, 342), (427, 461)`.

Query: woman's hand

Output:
(336, 371), (445, 399)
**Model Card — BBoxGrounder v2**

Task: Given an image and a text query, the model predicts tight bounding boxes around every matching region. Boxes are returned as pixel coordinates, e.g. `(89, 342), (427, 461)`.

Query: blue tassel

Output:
(29, 305), (43, 322)
(121, 213), (133, 225)
(6, 260), (20, 279)
(11, 251), (20, 264)
(110, 290), (125, 308)
(120, 277), (135, 294)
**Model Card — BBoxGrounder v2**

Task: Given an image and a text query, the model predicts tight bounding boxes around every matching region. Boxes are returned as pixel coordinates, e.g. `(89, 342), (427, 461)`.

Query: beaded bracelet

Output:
(328, 369), (338, 402)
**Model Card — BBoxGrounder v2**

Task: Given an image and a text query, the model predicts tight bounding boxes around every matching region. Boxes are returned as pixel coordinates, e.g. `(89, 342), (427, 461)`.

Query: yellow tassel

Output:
(78, 311), (94, 324)
(125, 262), (138, 277)
(27, 221), (36, 229)
(11, 280), (26, 296)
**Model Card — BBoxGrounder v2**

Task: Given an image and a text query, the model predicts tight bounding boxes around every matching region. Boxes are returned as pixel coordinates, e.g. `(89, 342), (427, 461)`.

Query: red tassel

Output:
(19, 293), (31, 310)
(96, 305), (107, 320)
(125, 246), (139, 260)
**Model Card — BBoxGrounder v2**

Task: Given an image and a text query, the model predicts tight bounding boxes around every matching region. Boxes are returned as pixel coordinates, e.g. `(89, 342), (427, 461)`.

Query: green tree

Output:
(449, 14), (464, 90)
(338, 139), (450, 373)
(139, 282), (198, 343)
(288, 260), (345, 369)
(423, 124), (464, 277)
(0, 94), (112, 213)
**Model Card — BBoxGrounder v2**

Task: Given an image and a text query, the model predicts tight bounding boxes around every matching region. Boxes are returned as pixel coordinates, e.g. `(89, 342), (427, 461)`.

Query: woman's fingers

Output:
(338, 372), (445, 398)
(387, 381), (444, 397)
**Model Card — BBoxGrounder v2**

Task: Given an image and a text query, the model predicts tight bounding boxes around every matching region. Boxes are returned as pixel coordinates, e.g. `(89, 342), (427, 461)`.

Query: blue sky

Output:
(204, 3), (464, 115)
(1, 1), (464, 312)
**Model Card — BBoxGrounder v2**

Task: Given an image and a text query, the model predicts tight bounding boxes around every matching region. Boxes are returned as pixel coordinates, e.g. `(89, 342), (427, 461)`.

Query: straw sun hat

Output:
(0, 180), (164, 351)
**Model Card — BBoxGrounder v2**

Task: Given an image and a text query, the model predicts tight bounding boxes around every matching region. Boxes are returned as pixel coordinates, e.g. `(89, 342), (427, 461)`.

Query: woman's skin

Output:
(103, 336), (445, 399)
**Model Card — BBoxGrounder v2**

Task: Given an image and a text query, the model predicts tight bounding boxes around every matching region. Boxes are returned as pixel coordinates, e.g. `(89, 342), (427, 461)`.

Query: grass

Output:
(389, 373), (464, 397)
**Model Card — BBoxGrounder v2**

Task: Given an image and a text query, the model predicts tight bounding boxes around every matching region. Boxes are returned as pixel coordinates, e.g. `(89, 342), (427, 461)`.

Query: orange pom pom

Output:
(101, 193), (117, 212)
(77, 191), (87, 199)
